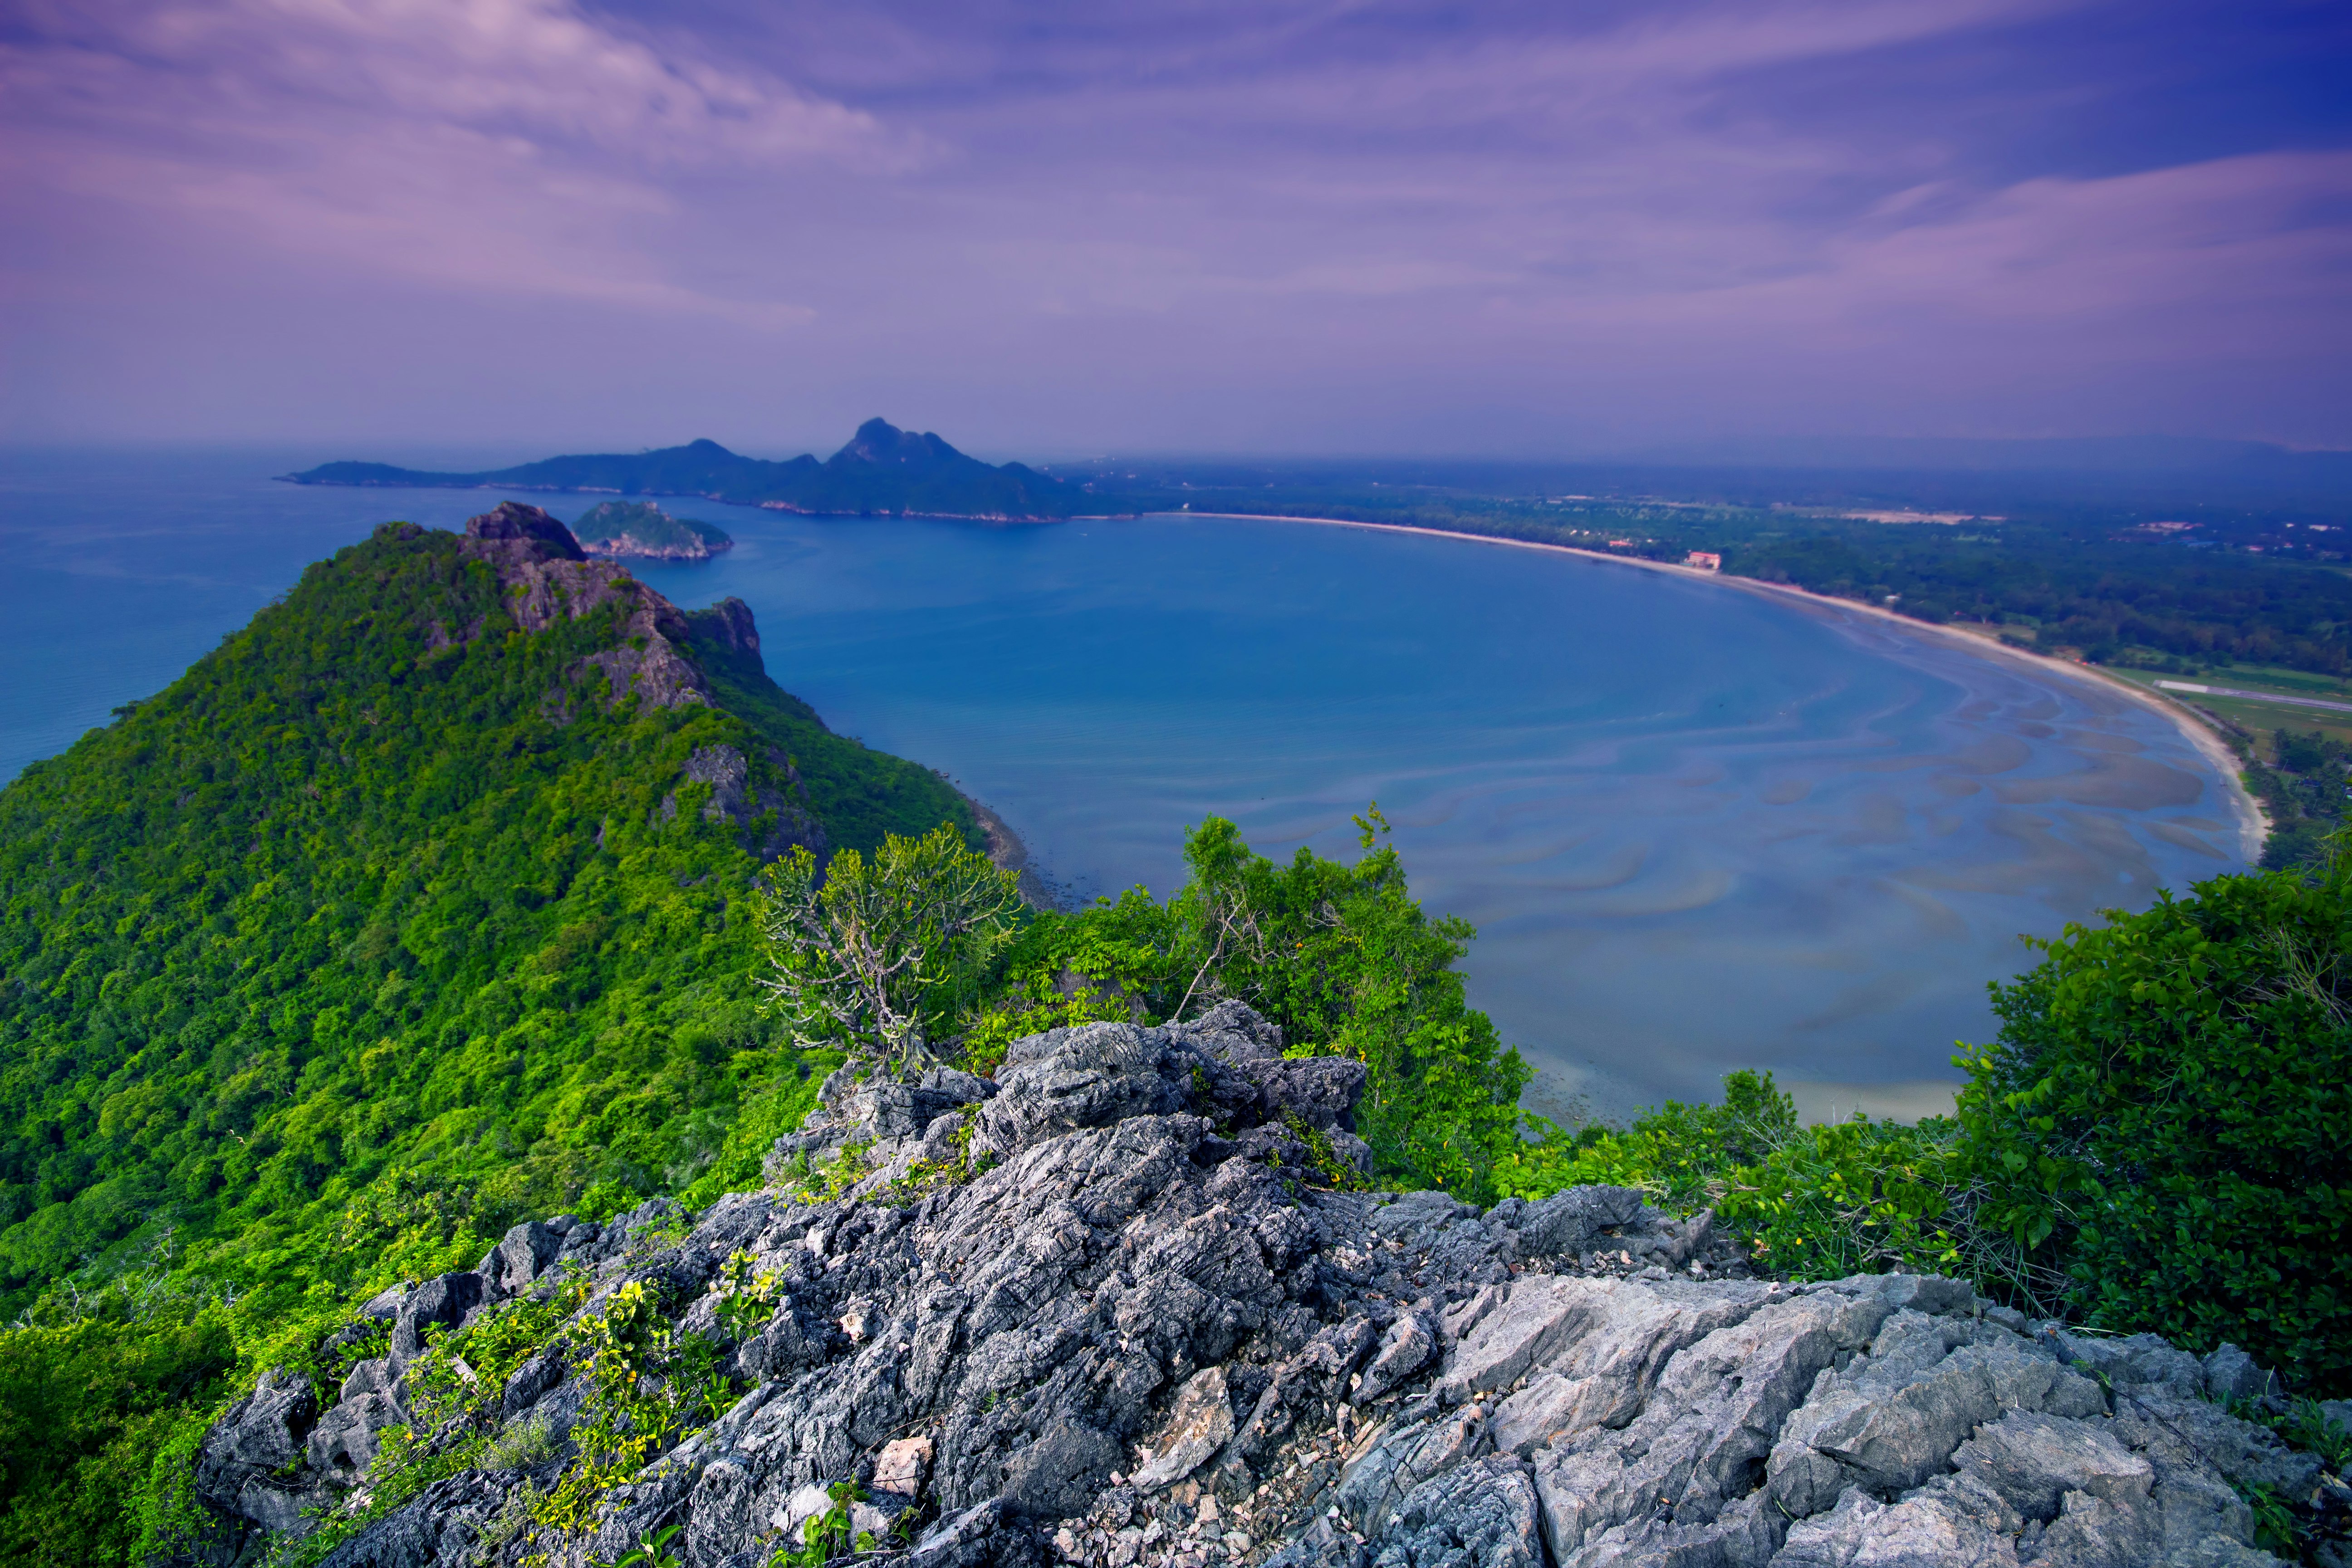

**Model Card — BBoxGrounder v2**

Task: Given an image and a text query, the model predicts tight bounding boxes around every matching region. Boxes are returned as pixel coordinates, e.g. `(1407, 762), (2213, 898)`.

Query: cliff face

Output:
(176, 1006), (2324, 1568)
(456, 501), (711, 710)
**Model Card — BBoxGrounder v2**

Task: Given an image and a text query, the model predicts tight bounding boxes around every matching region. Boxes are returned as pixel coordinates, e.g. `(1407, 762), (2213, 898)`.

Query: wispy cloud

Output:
(1, 0), (2345, 446)
(0, 0), (907, 318)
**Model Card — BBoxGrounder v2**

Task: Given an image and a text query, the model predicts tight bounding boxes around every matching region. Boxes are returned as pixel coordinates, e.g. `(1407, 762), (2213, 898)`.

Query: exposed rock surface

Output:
(180, 1007), (2319, 1568)
(657, 742), (827, 862)
(456, 502), (711, 710)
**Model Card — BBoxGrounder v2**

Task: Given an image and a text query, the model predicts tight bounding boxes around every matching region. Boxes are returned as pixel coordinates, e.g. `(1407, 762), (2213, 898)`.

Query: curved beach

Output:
(1185, 511), (2268, 864)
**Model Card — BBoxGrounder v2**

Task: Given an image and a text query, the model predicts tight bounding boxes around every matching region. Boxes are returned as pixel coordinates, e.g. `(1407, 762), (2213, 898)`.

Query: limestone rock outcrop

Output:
(178, 1007), (2323, 1568)
(454, 502), (711, 710)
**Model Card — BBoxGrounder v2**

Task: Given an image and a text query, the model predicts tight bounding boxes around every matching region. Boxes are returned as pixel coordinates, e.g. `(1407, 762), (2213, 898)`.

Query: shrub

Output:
(1956, 850), (2352, 1394)
(1494, 1069), (1795, 1211)
(988, 808), (1533, 1199)
(757, 824), (1024, 1074)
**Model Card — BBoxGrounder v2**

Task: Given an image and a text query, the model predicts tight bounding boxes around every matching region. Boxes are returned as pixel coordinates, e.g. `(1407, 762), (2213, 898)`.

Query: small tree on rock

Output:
(755, 823), (1023, 1076)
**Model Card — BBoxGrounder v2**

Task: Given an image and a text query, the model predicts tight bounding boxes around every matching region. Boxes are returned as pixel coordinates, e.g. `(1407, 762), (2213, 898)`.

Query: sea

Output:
(0, 448), (2253, 1121)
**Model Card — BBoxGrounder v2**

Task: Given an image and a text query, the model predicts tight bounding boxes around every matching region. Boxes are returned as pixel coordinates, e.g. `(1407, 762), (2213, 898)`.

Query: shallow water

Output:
(0, 451), (2249, 1117)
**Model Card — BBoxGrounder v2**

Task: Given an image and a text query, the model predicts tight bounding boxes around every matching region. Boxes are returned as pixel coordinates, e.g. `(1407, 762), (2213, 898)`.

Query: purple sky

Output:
(3, 0), (2348, 455)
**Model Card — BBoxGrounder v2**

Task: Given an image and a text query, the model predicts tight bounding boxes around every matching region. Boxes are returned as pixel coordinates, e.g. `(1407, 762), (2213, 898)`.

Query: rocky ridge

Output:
(180, 1007), (2345, 1568)
(434, 507), (823, 860)
(440, 501), (713, 711)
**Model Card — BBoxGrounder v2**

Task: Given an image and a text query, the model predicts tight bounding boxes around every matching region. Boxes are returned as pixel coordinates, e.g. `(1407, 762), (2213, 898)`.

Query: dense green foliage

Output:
(1956, 854), (2352, 1392)
(979, 808), (1532, 1197)
(567, 501), (732, 556)
(0, 1284), (235, 1565)
(1495, 1073), (2003, 1293)
(0, 518), (968, 1312)
(759, 824), (1024, 1074)
(286, 419), (1088, 519)
(2249, 728), (2351, 871)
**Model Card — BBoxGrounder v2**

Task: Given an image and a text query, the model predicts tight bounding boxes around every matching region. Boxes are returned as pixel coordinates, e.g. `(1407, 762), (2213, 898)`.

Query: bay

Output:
(0, 449), (2253, 1119)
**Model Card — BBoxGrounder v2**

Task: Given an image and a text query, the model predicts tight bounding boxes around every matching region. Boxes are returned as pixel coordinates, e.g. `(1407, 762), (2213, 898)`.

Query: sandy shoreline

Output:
(955, 785), (1063, 909)
(1183, 511), (2268, 862)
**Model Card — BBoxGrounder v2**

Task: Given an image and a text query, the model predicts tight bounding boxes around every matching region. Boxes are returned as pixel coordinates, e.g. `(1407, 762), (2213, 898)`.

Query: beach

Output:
(1186, 511), (2269, 863)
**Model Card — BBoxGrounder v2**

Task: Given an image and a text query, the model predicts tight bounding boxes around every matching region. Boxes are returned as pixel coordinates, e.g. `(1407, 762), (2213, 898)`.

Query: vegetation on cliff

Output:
(0, 514), (970, 1316)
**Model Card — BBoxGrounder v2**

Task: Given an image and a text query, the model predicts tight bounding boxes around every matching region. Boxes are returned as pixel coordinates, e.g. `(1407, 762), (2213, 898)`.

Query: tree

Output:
(1166, 808), (1533, 1196)
(755, 824), (1023, 1076)
(1956, 839), (2352, 1393)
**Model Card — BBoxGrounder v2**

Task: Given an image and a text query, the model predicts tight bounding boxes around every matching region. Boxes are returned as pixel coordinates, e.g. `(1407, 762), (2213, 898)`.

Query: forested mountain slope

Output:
(0, 504), (972, 1313)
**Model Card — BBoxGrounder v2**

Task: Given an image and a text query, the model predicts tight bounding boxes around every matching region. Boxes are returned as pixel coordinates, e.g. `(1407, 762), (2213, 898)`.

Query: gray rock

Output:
(1338, 1406), (1495, 1536)
(1509, 1186), (1644, 1259)
(338, 1355), (396, 1405)
(1772, 1486), (2017, 1567)
(2112, 1385), (2323, 1499)
(480, 1220), (563, 1297)
(1952, 1409), (2153, 1522)
(912, 1498), (1039, 1568)
(2200, 1344), (2279, 1406)
(388, 1271), (484, 1368)
(1354, 1308), (1438, 1405)
(499, 1350), (565, 1419)
(1002, 1421), (1122, 1518)
(306, 1391), (407, 1479)
(1369, 1455), (1543, 1568)
(312, 1469), (526, 1568)
(1134, 1366), (1237, 1491)
(195, 1005), (2289, 1568)
(2049, 1329), (2210, 1397)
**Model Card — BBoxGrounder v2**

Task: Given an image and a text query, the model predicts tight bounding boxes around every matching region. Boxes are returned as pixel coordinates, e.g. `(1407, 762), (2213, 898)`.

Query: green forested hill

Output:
(0, 513), (970, 1313)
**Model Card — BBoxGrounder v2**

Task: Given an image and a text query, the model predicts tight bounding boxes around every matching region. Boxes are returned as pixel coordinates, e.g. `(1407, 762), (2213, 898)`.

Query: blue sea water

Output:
(0, 449), (2253, 1119)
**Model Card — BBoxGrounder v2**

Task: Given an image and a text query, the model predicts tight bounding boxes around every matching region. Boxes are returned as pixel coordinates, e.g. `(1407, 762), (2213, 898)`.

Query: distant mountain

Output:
(280, 419), (1100, 520)
(568, 500), (732, 560)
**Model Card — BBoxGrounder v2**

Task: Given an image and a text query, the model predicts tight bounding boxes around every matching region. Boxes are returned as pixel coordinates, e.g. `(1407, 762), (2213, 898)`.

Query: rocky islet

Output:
(176, 1005), (2346, 1568)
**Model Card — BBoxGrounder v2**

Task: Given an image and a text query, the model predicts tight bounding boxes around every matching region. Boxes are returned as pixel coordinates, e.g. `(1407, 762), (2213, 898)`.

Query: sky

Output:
(2, 0), (2349, 457)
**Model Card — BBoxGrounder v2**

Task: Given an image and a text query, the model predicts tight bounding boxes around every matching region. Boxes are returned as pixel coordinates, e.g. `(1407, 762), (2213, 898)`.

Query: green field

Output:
(2106, 666), (2352, 753)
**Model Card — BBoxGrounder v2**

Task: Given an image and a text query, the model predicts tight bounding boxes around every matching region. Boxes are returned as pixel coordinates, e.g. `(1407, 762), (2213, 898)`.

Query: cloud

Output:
(1, 0), (2345, 445)
(0, 0), (906, 317)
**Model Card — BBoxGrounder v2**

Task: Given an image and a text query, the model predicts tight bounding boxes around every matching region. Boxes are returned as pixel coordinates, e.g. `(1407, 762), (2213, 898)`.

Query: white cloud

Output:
(0, 0), (906, 317)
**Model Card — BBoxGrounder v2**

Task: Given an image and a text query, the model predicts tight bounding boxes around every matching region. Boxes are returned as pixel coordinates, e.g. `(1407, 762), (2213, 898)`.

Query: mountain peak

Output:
(832, 417), (967, 470)
(282, 421), (1089, 519)
(463, 500), (586, 562)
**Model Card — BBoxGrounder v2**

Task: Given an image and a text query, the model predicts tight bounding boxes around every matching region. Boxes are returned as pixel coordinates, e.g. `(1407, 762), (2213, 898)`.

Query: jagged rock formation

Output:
(449, 501), (712, 710)
(441, 507), (826, 860)
(181, 1008), (2329, 1568)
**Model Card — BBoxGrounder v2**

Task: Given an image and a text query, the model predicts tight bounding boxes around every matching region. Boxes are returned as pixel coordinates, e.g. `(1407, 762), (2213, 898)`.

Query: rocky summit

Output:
(182, 1007), (2331, 1568)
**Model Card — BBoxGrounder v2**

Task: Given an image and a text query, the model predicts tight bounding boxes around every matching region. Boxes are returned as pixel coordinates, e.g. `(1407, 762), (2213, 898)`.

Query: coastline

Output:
(1182, 511), (2269, 863)
(953, 783), (1063, 909)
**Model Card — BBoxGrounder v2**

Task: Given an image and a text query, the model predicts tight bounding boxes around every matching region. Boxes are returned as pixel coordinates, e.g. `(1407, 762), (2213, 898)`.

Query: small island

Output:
(567, 500), (732, 561)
